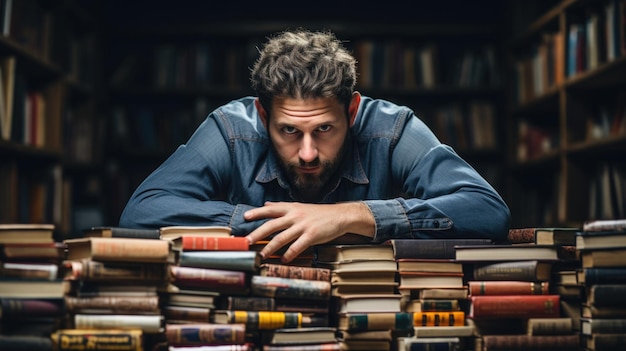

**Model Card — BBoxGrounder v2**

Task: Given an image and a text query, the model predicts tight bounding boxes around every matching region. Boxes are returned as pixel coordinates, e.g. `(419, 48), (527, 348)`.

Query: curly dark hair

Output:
(250, 29), (357, 115)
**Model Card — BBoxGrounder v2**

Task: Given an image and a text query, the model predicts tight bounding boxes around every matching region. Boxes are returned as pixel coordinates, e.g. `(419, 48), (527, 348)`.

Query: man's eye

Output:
(282, 126), (298, 134)
(317, 125), (332, 132)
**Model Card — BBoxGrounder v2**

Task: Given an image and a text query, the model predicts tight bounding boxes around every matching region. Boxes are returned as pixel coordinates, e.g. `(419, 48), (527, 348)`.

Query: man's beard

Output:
(280, 137), (349, 202)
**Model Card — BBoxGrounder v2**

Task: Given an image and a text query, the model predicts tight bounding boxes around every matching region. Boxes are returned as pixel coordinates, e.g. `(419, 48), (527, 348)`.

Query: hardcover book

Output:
(181, 235), (250, 251)
(0, 223), (55, 244)
(0, 298), (64, 319)
(390, 238), (493, 259)
(405, 299), (461, 312)
(63, 259), (167, 282)
(212, 310), (324, 330)
(83, 226), (160, 239)
(251, 275), (331, 301)
(581, 248), (626, 268)
(179, 250), (260, 272)
(396, 259), (463, 273)
(1, 242), (65, 261)
(581, 318), (626, 335)
(260, 263), (331, 281)
(455, 244), (559, 261)
(413, 320), (475, 338)
(64, 295), (160, 314)
(468, 280), (549, 295)
(583, 218), (626, 232)
(314, 244), (394, 263)
(507, 227), (579, 245)
(159, 225), (232, 240)
(73, 313), (164, 333)
(472, 260), (552, 282)
(525, 317), (573, 335)
(413, 311), (465, 327)
(0, 279), (68, 299)
(578, 267), (626, 285)
(469, 294), (560, 319)
(64, 237), (177, 263)
(50, 329), (142, 351)
(401, 336), (462, 351)
(398, 271), (464, 289)
(163, 305), (211, 323)
(336, 312), (413, 331)
(315, 259), (397, 272)
(587, 284), (626, 307)
(480, 334), (580, 350)
(334, 294), (402, 313)
(169, 265), (247, 293)
(264, 326), (338, 345)
(576, 229), (626, 250)
(165, 323), (246, 346)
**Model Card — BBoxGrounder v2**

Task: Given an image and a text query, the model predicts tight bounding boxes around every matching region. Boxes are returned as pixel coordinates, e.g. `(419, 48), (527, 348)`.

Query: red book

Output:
(181, 236), (249, 251)
(468, 281), (550, 296)
(469, 294), (560, 320)
(169, 265), (247, 294)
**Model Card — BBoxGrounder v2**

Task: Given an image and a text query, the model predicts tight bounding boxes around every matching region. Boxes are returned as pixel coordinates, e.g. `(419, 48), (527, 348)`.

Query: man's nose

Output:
(299, 134), (318, 163)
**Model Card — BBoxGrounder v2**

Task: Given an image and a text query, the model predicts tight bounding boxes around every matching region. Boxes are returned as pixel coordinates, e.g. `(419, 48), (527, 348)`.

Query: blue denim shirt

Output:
(119, 96), (510, 242)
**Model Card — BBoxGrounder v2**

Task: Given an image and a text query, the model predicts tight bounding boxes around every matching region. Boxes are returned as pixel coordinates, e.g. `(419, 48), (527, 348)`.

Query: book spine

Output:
(0, 335), (53, 351)
(590, 334), (626, 349)
(0, 262), (57, 280)
(181, 236), (249, 251)
(64, 260), (167, 281)
(507, 228), (537, 243)
(469, 295), (560, 319)
(107, 227), (160, 239)
(482, 334), (580, 349)
(65, 295), (160, 314)
(584, 268), (626, 285)
(180, 251), (259, 272)
(392, 239), (492, 259)
(590, 284), (626, 307)
(251, 276), (331, 301)
(585, 318), (626, 334)
(74, 314), (163, 333)
(526, 318), (572, 335)
(169, 266), (247, 293)
(583, 219), (626, 231)
(0, 298), (63, 318)
(473, 261), (543, 281)
(417, 299), (460, 311)
(413, 311), (465, 326)
(342, 312), (413, 331)
(468, 281), (549, 295)
(165, 323), (246, 346)
(222, 311), (303, 330)
(261, 263), (331, 281)
(221, 296), (275, 311)
(90, 238), (170, 262)
(50, 329), (143, 351)
(405, 338), (462, 351)
(164, 306), (211, 322)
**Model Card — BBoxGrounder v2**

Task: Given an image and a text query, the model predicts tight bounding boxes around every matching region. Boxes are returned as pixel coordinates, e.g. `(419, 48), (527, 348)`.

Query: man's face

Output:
(267, 97), (350, 201)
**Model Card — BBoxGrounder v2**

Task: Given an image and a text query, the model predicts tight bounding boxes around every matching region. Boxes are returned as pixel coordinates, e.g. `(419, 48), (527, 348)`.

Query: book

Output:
(73, 313), (164, 333)
(455, 244), (559, 261)
(265, 326), (338, 345)
(480, 334), (580, 350)
(163, 305), (211, 323)
(70, 282), (157, 298)
(468, 281), (549, 295)
(1, 261), (59, 280)
(581, 248), (626, 267)
(165, 323), (246, 346)
(576, 229), (626, 250)
(251, 275), (331, 301)
(587, 284), (626, 307)
(165, 289), (219, 308)
(338, 340), (389, 351)
(413, 311), (465, 327)
(335, 294), (402, 313)
(401, 336), (462, 351)
(314, 244), (394, 262)
(0, 335), (53, 351)
(1, 242), (64, 261)
(83, 226), (160, 239)
(581, 318), (626, 335)
(50, 329), (142, 351)
(0, 279), (68, 299)
(396, 259), (463, 273)
(399, 271), (464, 289)
(64, 295), (160, 314)
(582, 303), (626, 318)
(331, 282), (398, 296)
(260, 263), (331, 281)
(583, 218), (626, 232)
(0, 298), (64, 319)
(390, 238), (493, 259)
(179, 250), (260, 272)
(64, 237), (176, 263)
(336, 312), (413, 331)
(181, 235), (250, 251)
(405, 299), (461, 312)
(472, 260), (552, 281)
(219, 296), (275, 311)
(413, 319), (475, 338)
(160, 225), (232, 239)
(315, 259), (397, 272)
(169, 265), (247, 293)
(63, 259), (168, 282)
(262, 344), (340, 351)
(526, 317), (573, 335)
(413, 287), (469, 300)
(578, 267), (626, 285)
(506, 227), (536, 244)
(212, 310), (322, 329)
(331, 270), (396, 284)
(507, 227), (579, 245)
(0, 223), (55, 244)
(336, 329), (392, 341)
(274, 299), (330, 314)
(469, 294), (560, 319)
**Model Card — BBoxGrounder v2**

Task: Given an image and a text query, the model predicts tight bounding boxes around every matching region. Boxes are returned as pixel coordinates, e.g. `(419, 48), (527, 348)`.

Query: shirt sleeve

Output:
(364, 114), (510, 242)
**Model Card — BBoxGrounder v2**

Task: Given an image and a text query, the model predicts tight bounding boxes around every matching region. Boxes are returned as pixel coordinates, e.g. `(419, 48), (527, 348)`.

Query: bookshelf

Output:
(102, 6), (509, 224)
(0, 0), (104, 237)
(505, 0), (626, 228)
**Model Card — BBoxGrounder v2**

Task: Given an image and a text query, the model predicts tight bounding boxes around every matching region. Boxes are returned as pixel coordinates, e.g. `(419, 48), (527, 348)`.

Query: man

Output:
(119, 29), (510, 263)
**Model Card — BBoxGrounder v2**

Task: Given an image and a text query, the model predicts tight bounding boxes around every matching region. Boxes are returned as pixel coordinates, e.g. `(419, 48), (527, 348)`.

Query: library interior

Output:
(1, 0), (626, 350)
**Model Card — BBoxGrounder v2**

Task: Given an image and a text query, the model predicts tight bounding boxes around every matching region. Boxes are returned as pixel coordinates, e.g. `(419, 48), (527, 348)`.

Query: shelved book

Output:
(468, 294), (560, 320)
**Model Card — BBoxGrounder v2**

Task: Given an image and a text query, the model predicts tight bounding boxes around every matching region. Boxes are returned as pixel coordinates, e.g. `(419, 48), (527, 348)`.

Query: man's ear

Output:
(255, 98), (268, 127)
(348, 92), (361, 127)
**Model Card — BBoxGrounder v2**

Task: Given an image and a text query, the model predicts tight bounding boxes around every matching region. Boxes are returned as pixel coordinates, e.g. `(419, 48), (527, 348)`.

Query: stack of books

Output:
(577, 219), (626, 350)
(0, 223), (65, 350)
(391, 238), (490, 351)
(59, 227), (177, 350)
(315, 243), (402, 351)
(456, 231), (580, 350)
